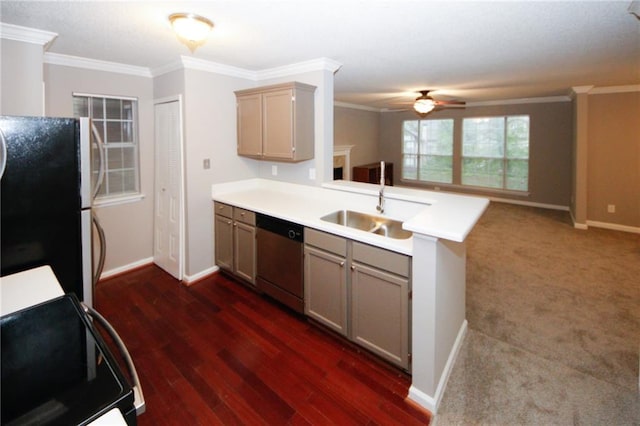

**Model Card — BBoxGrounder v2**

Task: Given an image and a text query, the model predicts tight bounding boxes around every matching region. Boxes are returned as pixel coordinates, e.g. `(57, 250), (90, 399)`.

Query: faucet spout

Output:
(377, 187), (385, 214)
(376, 160), (385, 214)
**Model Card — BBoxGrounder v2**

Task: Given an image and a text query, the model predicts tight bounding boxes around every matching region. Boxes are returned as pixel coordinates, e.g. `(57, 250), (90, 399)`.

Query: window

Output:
(462, 116), (529, 191)
(73, 94), (140, 201)
(401, 115), (530, 192)
(402, 119), (454, 184)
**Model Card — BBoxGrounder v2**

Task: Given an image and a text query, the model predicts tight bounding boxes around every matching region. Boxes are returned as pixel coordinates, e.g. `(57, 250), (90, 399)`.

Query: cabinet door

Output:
(234, 222), (256, 285)
(304, 246), (348, 336)
(237, 93), (263, 157)
(262, 89), (294, 160)
(350, 262), (409, 369)
(214, 214), (234, 271)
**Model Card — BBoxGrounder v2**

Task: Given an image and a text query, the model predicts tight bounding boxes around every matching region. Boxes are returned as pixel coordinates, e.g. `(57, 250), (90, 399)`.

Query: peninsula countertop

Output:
(211, 178), (489, 255)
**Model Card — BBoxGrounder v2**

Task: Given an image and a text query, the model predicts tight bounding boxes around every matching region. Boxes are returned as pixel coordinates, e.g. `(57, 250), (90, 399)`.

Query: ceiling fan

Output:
(391, 90), (466, 117)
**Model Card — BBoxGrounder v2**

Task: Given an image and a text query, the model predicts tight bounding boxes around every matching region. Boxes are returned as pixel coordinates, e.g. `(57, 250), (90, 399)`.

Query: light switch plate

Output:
(203, 158), (210, 169)
(272, 165), (278, 176)
(309, 168), (316, 180)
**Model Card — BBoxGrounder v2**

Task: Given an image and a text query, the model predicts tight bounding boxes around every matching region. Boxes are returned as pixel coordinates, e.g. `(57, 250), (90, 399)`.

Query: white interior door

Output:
(153, 98), (183, 279)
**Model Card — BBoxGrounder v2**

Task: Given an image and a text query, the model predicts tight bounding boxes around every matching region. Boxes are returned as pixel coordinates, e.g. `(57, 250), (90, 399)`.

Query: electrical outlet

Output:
(309, 168), (316, 180)
(607, 204), (616, 213)
(271, 165), (278, 176)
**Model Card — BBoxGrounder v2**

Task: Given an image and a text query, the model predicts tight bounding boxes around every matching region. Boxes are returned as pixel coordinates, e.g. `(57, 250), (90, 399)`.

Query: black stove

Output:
(1, 294), (136, 425)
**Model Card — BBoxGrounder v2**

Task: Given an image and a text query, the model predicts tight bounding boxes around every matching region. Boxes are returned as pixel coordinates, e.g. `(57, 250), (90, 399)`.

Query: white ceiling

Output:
(2, 1), (639, 108)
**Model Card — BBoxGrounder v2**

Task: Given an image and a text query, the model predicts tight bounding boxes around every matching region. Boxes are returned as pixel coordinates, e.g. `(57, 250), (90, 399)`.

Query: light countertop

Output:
(0, 265), (64, 316)
(211, 179), (489, 255)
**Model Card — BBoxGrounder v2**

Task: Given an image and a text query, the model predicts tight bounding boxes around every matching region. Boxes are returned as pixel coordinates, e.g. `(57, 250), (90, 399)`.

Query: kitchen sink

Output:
(320, 210), (412, 239)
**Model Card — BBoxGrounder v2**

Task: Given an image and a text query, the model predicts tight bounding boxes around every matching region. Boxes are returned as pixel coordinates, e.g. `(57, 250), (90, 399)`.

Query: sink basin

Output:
(320, 210), (412, 239)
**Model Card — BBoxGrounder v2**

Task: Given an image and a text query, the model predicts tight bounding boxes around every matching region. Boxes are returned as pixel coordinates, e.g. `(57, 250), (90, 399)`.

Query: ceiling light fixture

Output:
(413, 93), (436, 116)
(169, 12), (214, 52)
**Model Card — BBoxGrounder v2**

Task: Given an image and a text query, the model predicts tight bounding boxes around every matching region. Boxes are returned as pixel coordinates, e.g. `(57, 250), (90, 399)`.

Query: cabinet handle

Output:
(350, 265), (356, 271)
(339, 261), (345, 267)
(227, 220), (232, 225)
(240, 212), (245, 216)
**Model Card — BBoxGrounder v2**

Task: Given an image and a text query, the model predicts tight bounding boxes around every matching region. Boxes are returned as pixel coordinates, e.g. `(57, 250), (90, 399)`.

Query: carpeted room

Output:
(434, 202), (639, 425)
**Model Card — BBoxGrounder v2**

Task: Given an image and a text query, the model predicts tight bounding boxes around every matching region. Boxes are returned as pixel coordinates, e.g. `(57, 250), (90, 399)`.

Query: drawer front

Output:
(214, 202), (233, 219)
(352, 242), (410, 277)
(305, 228), (347, 257)
(234, 208), (256, 226)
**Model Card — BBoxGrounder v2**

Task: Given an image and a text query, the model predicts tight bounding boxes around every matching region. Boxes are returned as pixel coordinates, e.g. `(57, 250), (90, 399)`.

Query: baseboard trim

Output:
(586, 220), (640, 234)
(408, 319), (468, 414)
(569, 210), (589, 230)
(100, 257), (154, 280)
(183, 266), (219, 285)
(489, 197), (569, 211)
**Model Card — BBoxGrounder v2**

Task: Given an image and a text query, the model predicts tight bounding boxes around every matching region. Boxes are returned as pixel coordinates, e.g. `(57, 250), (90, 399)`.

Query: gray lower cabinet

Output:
(304, 231), (348, 336)
(304, 228), (411, 370)
(214, 202), (256, 285)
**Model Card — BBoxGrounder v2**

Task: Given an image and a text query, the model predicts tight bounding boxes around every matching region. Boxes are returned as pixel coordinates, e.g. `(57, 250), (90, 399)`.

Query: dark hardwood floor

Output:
(95, 265), (431, 425)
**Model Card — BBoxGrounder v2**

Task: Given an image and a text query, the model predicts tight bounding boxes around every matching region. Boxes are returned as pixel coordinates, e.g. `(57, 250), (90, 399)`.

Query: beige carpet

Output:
(434, 203), (640, 425)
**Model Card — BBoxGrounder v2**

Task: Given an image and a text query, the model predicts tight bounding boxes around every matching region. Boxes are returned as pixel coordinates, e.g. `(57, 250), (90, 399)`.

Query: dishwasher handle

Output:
(256, 213), (304, 242)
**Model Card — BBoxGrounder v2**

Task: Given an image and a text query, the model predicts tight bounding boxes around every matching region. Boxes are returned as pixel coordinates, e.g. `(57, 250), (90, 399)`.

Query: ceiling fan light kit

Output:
(413, 98), (436, 115)
(169, 12), (214, 52)
(411, 90), (465, 117)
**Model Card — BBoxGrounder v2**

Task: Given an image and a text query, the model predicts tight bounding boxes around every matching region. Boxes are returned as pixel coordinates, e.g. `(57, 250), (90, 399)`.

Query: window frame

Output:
(401, 118), (455, 185)
(400, 115), (530, 194)
(461, 115), (530, 192)
(73, 92), (142, 206)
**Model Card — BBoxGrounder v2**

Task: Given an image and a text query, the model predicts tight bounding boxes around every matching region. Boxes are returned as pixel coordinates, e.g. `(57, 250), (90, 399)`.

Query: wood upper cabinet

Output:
(235, 82), (316, 162)
(236, 93), (262, 157)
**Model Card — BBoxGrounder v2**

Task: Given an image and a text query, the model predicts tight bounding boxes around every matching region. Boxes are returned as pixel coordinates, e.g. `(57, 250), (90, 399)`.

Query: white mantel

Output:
(333, 144), (354, 180)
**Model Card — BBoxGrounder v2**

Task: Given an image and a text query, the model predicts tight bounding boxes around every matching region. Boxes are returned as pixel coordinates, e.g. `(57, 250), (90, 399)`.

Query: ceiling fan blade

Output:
(435, 100), (466, 106)
(382, 107), (411, 112)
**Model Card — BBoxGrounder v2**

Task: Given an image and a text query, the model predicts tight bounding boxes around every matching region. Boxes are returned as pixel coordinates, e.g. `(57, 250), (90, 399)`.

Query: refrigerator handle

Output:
(80, 302), (146, 415)
(91, 122), (106, 200)
(0, 128), (7, 179)
(92, 213), (107, 288)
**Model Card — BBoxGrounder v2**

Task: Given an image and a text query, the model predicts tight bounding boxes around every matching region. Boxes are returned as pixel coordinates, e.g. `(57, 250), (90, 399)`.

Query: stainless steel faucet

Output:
(376, 161), (385, 214)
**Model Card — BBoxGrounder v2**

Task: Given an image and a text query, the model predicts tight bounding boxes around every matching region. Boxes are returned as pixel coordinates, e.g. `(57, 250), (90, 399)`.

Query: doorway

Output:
(153, 97), (184, 280)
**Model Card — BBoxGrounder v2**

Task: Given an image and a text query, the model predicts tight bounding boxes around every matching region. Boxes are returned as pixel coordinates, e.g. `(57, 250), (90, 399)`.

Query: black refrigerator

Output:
(0, 115), (102, 307)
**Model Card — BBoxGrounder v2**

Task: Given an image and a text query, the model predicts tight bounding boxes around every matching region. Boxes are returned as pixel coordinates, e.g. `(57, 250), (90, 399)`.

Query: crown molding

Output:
(178, 56), (256, 80)
(571, 85), (594, 95)
(465, 95), (572, 107)
(589, 84), (640, 95)
(0, 22), (57, 46)
(257, 57), (343, 80)
(150, 59), (184, 78)
(153, 56), (343, 81)
(334, 101), (382, 112)
(44, 52), (152, 77)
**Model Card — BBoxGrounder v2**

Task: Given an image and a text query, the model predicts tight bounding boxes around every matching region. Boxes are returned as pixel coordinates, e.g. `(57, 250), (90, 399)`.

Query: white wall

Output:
(1, 39), (44, 116)
(44, 63), (155, 274)
(334, 105), (380, 172)
(180, 69), (258, 277)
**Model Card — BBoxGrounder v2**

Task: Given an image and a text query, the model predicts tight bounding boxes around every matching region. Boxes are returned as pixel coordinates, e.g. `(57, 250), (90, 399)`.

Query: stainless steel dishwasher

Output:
(256, 213), (304, 313)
